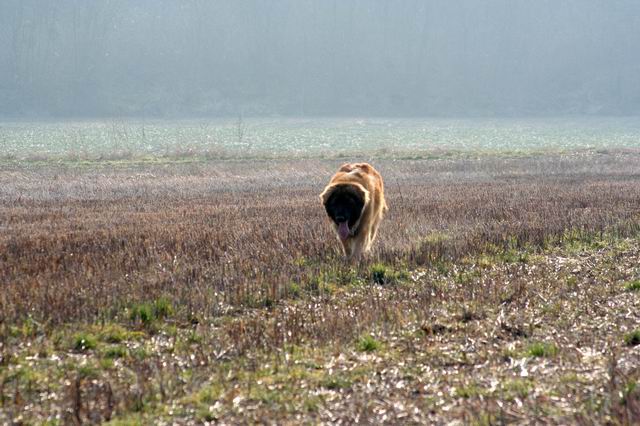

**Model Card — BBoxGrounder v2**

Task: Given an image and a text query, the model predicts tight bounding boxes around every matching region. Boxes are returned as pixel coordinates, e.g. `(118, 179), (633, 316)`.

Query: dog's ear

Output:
(338, 163), (354, 173)
(319, 184), (336, 205)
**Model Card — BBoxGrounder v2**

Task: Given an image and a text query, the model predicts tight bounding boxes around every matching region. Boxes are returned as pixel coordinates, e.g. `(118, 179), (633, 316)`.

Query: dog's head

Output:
(320, 183), (368, 240)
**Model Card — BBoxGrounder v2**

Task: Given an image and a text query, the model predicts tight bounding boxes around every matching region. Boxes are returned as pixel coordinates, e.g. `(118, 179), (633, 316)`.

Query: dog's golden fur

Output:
(320, 162), (387, 259)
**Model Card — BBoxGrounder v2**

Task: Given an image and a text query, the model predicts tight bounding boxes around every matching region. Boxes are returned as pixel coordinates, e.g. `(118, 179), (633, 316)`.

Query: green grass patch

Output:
(71, 332), (98, 352)
(104, 414), (144, 426)
(454, 269), (482, 285)
(8, 317), (42, 338)
(99, 324), (128, 343)
(129, 303), (154, 325)
(130, 346), (149, 360)
(422, 231), (452, 245)
(100, 358), (115, 370)
(555, 229), (627, 254)
(305, 274), (337, 296)
(455, 383), (484, 398)
(526, 342), (558, 358)
(152, 296), (173, 319)
(186, 331), (203, 344)
(472, 412), (498, 426)
(97, 323), (145, 343)
(320, 375), (352, 390)
(103, 345), (128, 359)
(501, 379), (533, 400)
(239, 293), (277, 309)
(193, 383), (223, 405)
(622, 380), (638, 406)
(482, 239), (533, 265)
(302, 266), (363, 293)
(286, 282), (302, 299)
(77, 365), (100, 379)
(624, 280), (640, 292)
(369, 263), (409, 285)
(129, 297), (174, 326)
(624, 330), (640, 347)
(356, 334), (381, 352)
(370, 263), (388, 284)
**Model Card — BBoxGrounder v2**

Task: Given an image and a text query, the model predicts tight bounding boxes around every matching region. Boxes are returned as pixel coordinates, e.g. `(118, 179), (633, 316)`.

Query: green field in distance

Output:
(1, 116), (639, 161)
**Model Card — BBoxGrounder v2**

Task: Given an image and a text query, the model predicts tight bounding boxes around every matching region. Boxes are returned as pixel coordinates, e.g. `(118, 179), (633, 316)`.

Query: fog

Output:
(1, 0), (639, 118)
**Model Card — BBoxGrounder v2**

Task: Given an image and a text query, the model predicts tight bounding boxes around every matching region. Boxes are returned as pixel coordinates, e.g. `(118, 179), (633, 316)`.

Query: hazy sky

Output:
(1, 0), (639, 117)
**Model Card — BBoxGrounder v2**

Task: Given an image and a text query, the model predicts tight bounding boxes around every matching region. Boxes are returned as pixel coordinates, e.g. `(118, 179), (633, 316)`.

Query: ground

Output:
(1, 148), (640, 424)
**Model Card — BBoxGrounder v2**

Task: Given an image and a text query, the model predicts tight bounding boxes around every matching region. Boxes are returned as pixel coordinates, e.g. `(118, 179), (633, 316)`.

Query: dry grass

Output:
(1, 152), (640, 423)
(2, 153), (640, 327)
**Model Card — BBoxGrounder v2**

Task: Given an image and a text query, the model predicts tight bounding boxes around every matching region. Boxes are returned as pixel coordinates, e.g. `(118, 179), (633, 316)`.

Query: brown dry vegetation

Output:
(1, 152), (640, 424)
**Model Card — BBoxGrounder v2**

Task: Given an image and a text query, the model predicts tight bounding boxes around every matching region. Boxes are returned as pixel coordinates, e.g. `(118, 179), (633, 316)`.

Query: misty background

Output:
(1, 0), (639, 118)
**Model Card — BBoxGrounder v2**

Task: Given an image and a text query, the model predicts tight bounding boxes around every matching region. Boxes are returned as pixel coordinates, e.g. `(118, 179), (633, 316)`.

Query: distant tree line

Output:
(1, 0), (639, 118)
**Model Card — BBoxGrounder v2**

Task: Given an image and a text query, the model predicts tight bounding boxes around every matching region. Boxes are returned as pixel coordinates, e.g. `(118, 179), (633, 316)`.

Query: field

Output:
(1, 119), (640, 424)
(2, 117), (640, 161)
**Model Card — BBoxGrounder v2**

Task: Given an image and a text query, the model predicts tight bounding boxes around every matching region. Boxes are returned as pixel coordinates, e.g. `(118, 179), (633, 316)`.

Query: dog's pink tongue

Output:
(338, 221), (350, 240)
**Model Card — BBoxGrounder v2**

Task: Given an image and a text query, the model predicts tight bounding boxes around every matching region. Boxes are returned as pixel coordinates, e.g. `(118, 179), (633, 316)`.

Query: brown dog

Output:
(320, 163), (387, 259)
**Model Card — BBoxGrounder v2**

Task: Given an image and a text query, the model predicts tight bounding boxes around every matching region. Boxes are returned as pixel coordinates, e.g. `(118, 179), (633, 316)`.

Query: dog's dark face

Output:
(324, 185), (365, 238)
